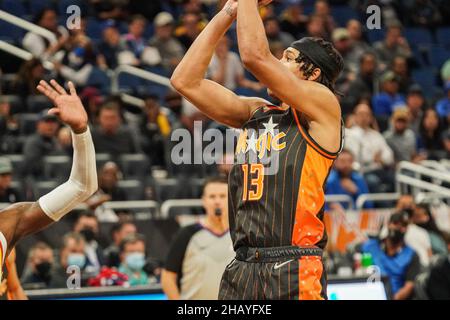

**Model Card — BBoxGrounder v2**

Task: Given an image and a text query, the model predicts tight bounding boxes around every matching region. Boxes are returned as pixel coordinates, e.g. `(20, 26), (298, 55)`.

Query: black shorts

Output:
(218, 246), (327, 300)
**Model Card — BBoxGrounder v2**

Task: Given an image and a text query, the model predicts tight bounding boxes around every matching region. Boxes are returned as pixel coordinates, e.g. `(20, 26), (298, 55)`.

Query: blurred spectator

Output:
(325, 149), (373, 209)
(55, 32), (98, 86)
(139, 95), (172, 167)
(412, 203), (448, 255)
(391, 56), (413, 95)
(122, 15), (161, 66)
(89, 0), (128, 20)
(10, 59), (47, 96)
(425, 232), (450, 299)
(332, 28), (358, 95)
(313, 0), (336, 38)
(443, 129), (450, 159)
(383, 108), (419, 163)
(162, 177), (234, 300)
(345, 104), (394, 193)
(21, 242), (55, 289)
(22, 8), (69, 59)
(302, 14), (327, 39)
(264, 15), (295, 49)
(217, 152), (234, 178)
(92, 102), (140, 155)
(395, 195), (432, 267)
(86, 161), (127, 222)
(373, 22), (412, 70)
(372, 70), (406, 118)
(435, 81), (450, 122)
(417, 108), (445, 160)
(49, 232), (88, 288)
(208, 36), (263, 92)
(441, 60), (450, 83)
(269, 41), (285, 60)
(97, 20), (127, 70)
(56, 126), (73, 156)
(341, 52), (378, 115)
(21, 110), (61, 178)
(279, 0), (308, 38)
(406, 84), (426, 135)
(118, 234), (152, 286)
(73, 212), (106, 275)
(0, 97), (19, 143)
(80, 87), (104, 125)
(359, 212), (421, 300)
(346, 19), (372, 60)
(175, 13), (205, 50)
(104, 221), (137, 268)
(406, 0), (442, 28)
(0, 157), (21, 203)
(150, 12), (185, 73)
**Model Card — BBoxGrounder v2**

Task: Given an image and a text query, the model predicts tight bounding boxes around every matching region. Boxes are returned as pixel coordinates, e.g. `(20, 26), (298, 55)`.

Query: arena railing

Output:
(0, 9), (57, 45)
(396, 161), (450, 198)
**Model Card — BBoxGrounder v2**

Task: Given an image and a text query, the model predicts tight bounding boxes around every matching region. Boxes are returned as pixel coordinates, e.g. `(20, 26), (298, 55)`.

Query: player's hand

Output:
(37, 79), (88, 134)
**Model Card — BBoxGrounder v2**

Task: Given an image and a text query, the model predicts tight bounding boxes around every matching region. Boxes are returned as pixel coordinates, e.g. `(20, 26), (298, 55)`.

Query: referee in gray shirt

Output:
(161, 176), (234, 300)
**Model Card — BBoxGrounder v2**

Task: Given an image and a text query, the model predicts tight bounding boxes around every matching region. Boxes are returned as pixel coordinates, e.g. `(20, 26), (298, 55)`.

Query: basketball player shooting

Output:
(171, 0), (344, 300)
(0, 80), (97, 281)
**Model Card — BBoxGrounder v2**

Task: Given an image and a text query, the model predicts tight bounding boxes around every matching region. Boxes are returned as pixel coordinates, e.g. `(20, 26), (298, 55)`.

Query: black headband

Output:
(290, 38), (340, 82)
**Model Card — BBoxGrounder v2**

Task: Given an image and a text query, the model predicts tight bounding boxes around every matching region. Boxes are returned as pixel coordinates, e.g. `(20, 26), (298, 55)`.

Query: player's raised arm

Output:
(170, 0), (267, 128)
(0, 80), (97, 255)
(236, 0), (342, 128)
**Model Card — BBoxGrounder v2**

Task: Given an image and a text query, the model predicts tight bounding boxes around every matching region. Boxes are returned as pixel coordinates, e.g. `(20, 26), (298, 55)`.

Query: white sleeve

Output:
(38, 127), (98, 221)
(22, 32), (46, 57)
(59, 64), (93, 86)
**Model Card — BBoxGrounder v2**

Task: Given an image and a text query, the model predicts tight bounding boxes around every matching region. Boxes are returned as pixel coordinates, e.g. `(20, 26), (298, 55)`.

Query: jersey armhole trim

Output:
(292, 108), (343, 160)
(0, 231), (6, 265)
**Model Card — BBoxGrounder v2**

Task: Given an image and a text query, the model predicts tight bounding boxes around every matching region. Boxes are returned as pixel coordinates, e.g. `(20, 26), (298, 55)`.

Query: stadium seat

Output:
(6, 154), (24, 178)
(86, 18), (103, 42)
(331, 6), (360, 27)
(0, 20), (25, 43)
(86, 67), (111, 95)
(1, 0), (27, 17)
(33, 180), (59, 198)
(96, 153), (112, 169)
(28, 0), (54, 15)
(118, 153), (150, 179)
(26, 95), (52, 113)
(118, 73), (142, 93)
(428, 45), (450, 69)
(412, 69), (438, 98)
(43, 155), (72, 182)
(403, 27), (434, 47)
(366, 29), (385, 44)
(1, 94), (25, 114)
(436, 27), (450, 48)
(18, 113), (39, 135)
(153, 178), (186, 202)
(117, 179), (144, 200)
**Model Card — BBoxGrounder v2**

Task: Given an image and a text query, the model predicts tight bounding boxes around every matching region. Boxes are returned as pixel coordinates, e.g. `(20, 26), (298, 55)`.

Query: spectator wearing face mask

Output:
(73, 212), (106, 275)
(49, 232), (88, 288)
(118, 234), (152, 287)
(359, 212), (421, 300)
(21, 242), (55, 289)
(104, 221), (137, 268)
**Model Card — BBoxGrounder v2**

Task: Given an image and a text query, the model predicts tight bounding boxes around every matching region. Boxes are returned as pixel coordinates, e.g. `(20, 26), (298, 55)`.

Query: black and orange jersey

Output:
(0, 231), (6, 282)
(228, 105), (343, 250)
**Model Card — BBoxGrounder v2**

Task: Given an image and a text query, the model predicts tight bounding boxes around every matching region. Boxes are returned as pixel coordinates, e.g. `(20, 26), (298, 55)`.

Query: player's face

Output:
(202, 182), (228, 221)
(268, 47), (306, 100)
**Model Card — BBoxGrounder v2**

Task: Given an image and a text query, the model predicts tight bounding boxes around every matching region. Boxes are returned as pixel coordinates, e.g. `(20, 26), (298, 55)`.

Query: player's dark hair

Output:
(294, 38), (344, 94)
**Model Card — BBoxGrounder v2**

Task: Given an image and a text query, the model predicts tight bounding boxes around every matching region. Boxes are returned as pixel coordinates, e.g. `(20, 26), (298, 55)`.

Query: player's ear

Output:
(308, 68), (322, 81)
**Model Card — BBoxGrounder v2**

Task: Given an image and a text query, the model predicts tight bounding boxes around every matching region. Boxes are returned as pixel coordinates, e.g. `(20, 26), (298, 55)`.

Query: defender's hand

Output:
(36, 79), (88, 134)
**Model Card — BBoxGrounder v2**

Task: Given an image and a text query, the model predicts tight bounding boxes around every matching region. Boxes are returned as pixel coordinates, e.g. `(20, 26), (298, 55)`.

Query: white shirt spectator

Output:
(405, 224), (431, 267)
(22, 26), (68, 59)
(208, 52), (244, 91)
(345, 126), (394, 172)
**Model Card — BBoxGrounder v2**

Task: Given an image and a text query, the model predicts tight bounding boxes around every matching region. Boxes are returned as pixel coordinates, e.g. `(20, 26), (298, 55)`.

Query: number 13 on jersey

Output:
(242, 164), (264, 201)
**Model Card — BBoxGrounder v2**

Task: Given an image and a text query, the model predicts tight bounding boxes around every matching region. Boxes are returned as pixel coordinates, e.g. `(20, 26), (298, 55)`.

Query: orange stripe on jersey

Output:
(292, 109), (338, 160)
(0, 237), (3, 282)
(292, 145), (334, 300)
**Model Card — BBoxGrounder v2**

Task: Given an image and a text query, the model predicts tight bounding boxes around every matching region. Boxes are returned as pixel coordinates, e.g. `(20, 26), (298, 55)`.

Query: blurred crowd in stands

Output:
(0, 0), (449, 297)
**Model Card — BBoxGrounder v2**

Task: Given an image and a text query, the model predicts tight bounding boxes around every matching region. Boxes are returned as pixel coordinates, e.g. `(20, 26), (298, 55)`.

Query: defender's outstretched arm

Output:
(0, 80), (97, 258)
